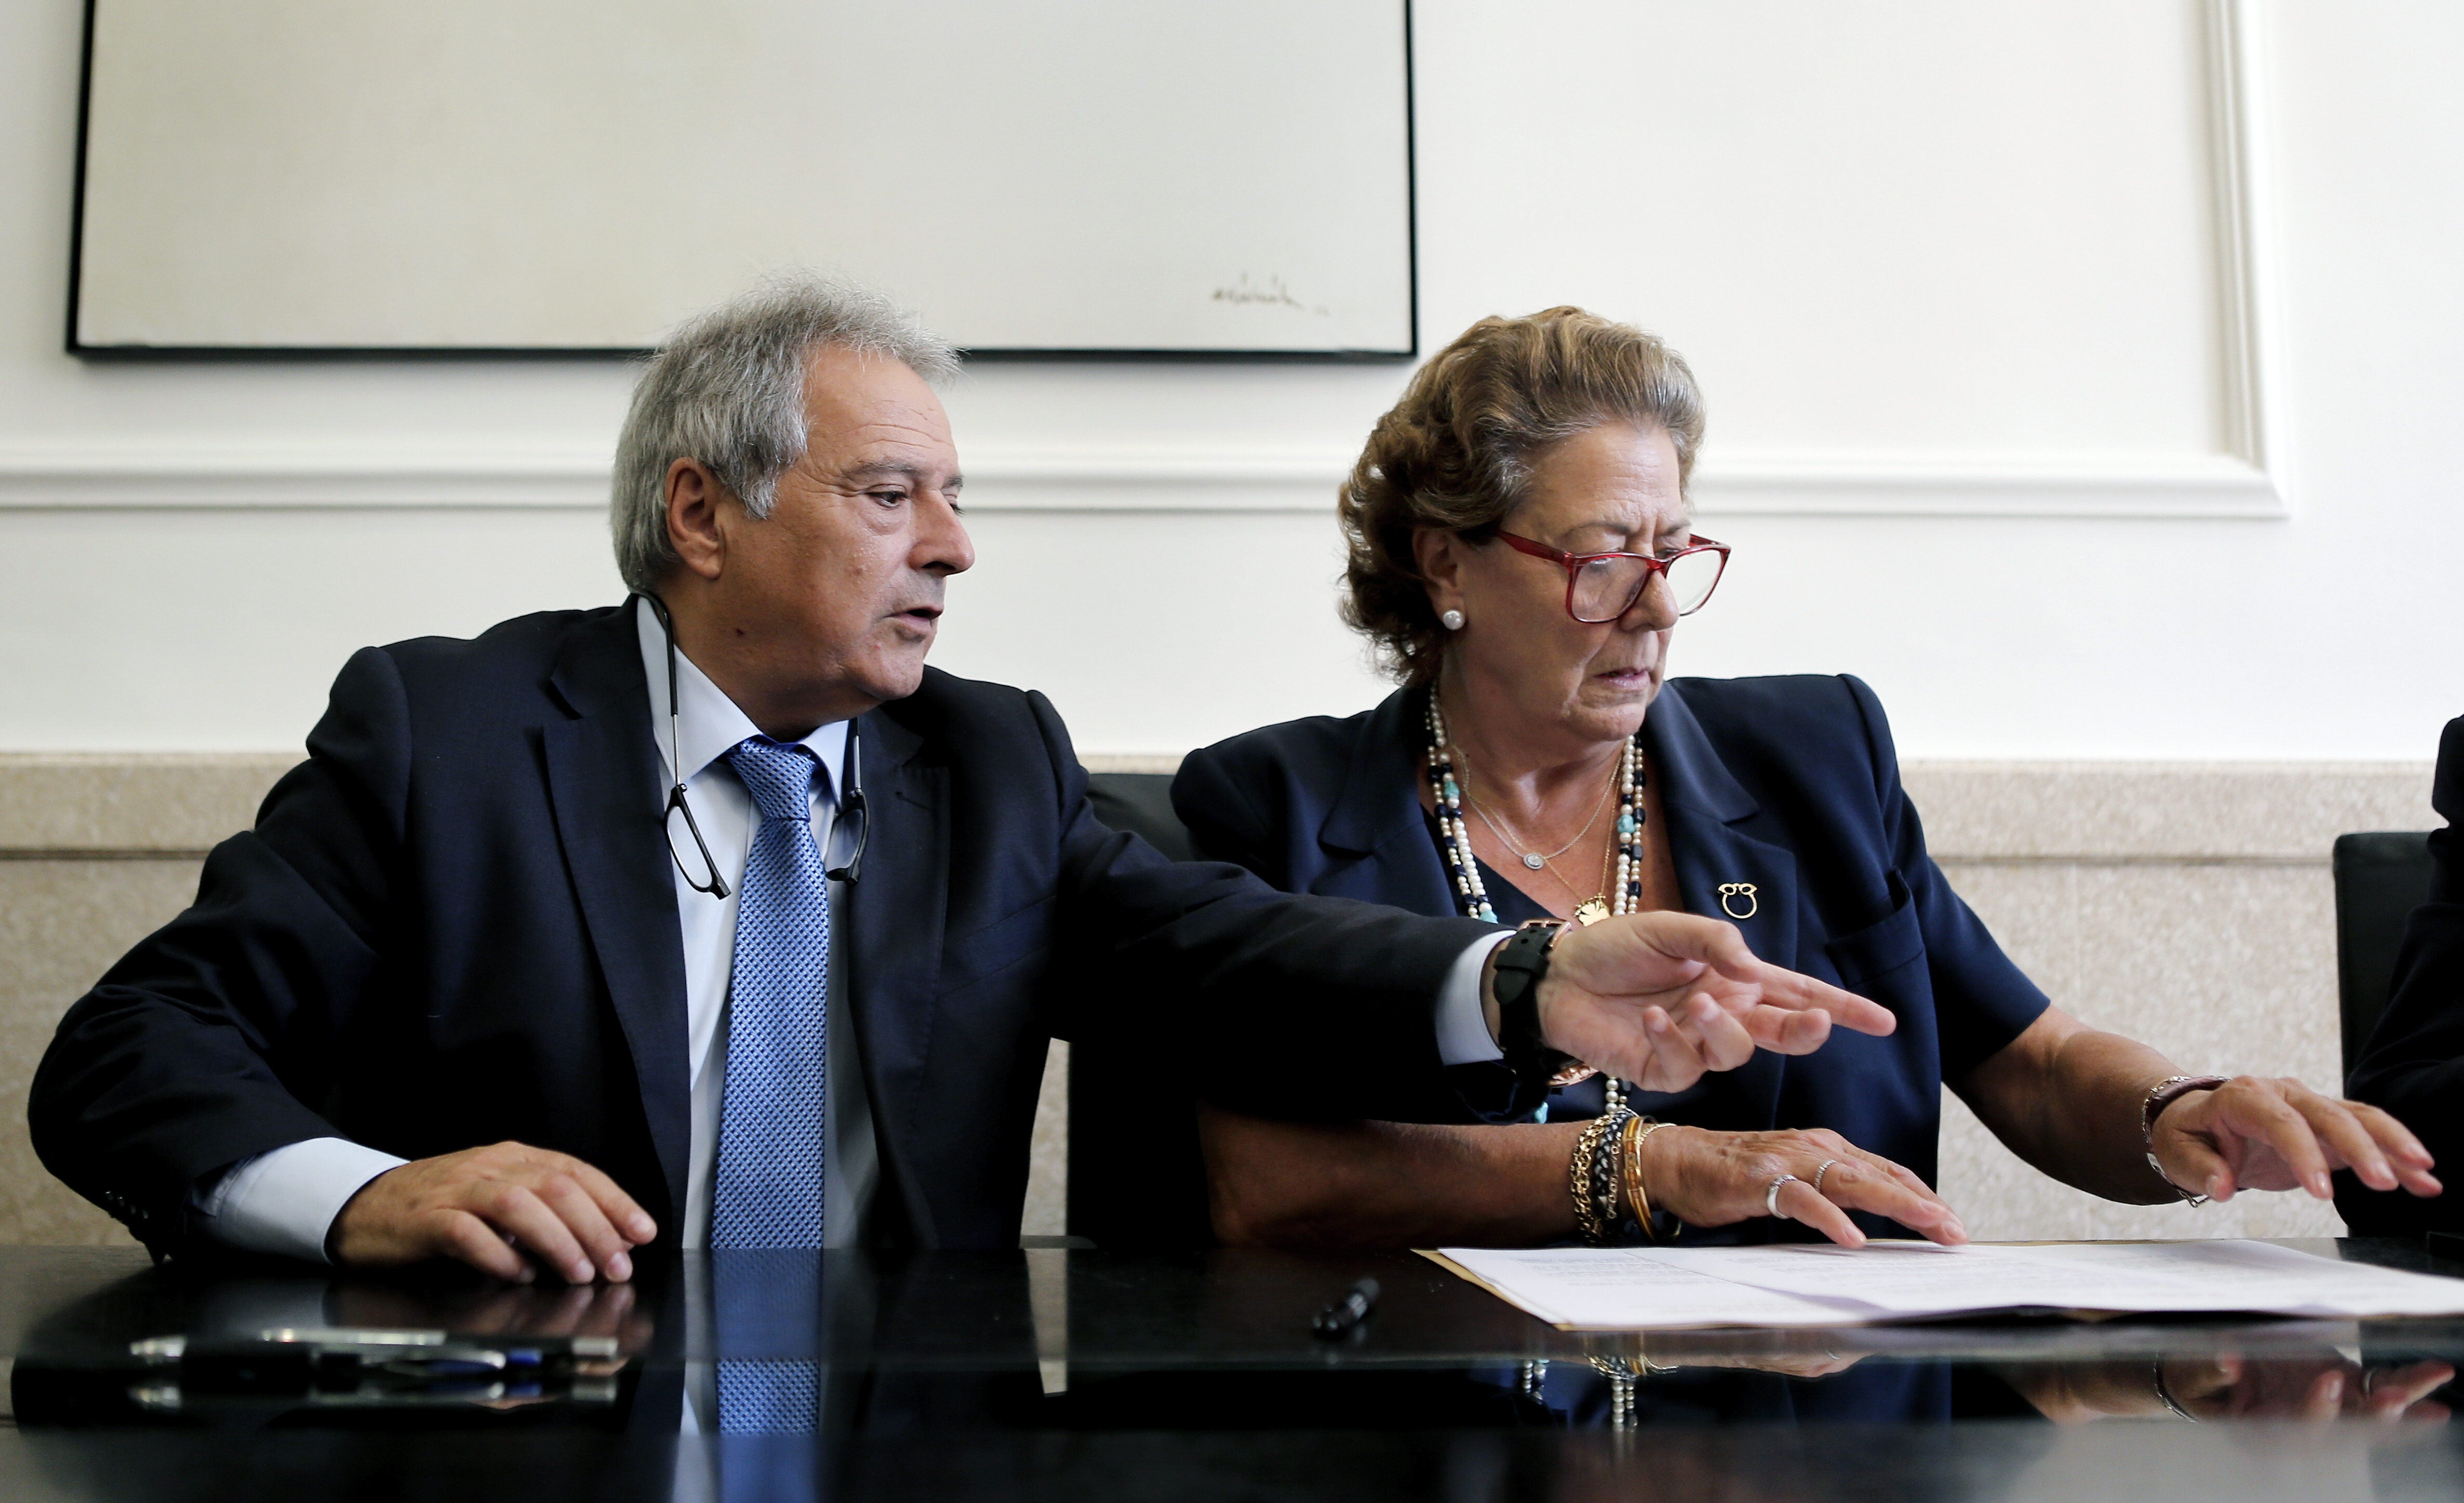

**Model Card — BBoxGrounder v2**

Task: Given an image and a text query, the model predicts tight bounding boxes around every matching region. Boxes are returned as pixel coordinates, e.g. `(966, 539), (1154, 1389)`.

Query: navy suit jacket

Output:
(29, 605), (1497, 1257)
(2343, 715), (2464, 1236)
(1170, 676), (2049, 1228)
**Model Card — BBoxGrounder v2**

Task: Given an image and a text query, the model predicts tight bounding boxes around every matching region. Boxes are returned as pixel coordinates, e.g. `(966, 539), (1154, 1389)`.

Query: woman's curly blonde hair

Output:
(1338, 307), (1704, 685)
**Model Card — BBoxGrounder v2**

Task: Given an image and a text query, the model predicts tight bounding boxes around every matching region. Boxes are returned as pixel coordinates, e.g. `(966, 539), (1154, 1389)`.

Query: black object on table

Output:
(1311, 1276), (1380, 1339)
(6, 1240), (2464, 1501)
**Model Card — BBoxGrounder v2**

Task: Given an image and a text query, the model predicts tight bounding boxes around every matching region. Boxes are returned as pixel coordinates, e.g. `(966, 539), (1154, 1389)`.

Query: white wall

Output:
(1, 0), (2459, 762)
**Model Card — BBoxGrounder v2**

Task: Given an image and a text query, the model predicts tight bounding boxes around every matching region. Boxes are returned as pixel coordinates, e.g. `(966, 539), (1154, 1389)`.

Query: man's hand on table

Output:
(2151, 1077), (2441, 1203)
(330, 1141), (657, 1284)
(334, 1277), (655, 1361)
(1504, 912), (1896, 1093)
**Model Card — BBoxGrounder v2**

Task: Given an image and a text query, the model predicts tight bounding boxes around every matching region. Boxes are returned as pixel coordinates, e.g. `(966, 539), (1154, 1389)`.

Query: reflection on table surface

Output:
(4, 1239), (2464, 1501)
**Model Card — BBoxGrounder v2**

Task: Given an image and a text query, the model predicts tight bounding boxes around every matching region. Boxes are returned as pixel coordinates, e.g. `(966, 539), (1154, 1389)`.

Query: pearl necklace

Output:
(1426, 689), (1647, 924)
(1425, 693), (1499, 925)
(1425, 687), (1651, 1107)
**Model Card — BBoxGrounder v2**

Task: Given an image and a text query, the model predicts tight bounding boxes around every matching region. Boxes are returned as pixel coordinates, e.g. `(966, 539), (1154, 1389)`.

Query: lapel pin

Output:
(1717, 882), (1759, 920)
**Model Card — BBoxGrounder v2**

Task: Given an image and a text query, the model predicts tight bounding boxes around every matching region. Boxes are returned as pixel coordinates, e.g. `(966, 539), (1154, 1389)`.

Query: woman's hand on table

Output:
(1638, 1124), (1968, 1247)
(2151, 1077), (2441, 1203)
(1623, 1335), (1872, 1380)
(1534, 912), (1897, 1093)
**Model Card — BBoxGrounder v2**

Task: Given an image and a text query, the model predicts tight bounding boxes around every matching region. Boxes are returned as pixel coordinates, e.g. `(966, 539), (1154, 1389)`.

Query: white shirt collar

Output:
(633, 596), (850, 801)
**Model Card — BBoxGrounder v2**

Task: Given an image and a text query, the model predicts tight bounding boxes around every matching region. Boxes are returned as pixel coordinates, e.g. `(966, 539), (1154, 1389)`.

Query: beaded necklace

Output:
(1424, 686), (1650, 1108)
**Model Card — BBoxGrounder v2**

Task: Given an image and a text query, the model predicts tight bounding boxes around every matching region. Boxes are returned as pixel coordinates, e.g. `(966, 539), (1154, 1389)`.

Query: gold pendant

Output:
(1572, 897), (1609, 926)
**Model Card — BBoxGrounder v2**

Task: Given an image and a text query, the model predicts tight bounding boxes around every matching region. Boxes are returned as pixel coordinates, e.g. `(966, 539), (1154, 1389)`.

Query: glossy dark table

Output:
(7, 1238), (2464, 1500)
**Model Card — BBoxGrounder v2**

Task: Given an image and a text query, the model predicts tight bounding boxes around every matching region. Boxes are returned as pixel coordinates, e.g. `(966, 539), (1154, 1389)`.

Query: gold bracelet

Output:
(1618, 1115), (1648, 1225)
(1569, 1114), (1617, 1243)
(1623, 1117), (1666, 1243)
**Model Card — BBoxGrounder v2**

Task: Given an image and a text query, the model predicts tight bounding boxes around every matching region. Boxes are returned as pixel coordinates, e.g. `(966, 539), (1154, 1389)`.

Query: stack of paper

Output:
(1428, 1240), (2464, 1331)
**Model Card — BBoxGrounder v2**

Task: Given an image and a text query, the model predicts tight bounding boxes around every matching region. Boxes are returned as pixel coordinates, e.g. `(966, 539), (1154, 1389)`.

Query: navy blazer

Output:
(2342, 715), (2464, 1235)
(1171, 676), (2050, 1215)
(28, 605), (1497, 1257)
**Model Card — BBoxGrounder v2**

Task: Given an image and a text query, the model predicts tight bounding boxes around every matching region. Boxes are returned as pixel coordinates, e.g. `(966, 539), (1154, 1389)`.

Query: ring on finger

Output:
(1765, 1173), (1803, 1220)
(1811, 1159), (1840, 1196)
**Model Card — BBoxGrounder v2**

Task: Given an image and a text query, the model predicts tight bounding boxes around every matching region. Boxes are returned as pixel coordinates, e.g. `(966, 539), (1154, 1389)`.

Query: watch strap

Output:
(1492, 920), (1574, 1092)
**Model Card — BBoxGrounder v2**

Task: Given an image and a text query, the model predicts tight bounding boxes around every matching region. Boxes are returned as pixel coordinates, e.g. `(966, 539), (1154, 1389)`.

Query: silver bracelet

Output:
(2141, 1074), (2229, 1206)
(2152, 1358), (2199, 1422)
(2145, 1151), (2210, 1207)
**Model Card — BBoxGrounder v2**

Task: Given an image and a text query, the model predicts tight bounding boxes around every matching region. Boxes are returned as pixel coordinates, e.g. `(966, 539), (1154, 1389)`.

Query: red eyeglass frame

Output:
(1493, 530), (1732, 622)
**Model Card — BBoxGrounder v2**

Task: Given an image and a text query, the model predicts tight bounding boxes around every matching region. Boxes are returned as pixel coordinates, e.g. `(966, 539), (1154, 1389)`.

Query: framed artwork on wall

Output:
(68, 0), (1416, 359)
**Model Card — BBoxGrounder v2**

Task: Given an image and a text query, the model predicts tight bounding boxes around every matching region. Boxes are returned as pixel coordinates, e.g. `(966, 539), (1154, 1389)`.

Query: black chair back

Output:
(1068, 770), (1215, 1246)
(2332, 831), (2437, 1081)
(1082, 772), (1194, 861)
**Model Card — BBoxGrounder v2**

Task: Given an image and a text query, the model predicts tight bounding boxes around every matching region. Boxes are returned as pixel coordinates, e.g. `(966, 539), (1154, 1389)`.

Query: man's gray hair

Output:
(610, 275), (962, 593)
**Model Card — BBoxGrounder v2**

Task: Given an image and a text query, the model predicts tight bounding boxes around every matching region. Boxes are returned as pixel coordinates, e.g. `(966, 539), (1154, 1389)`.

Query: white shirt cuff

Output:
(1435, 931), (1511, 1065)
(195, 1138), (409, 1264)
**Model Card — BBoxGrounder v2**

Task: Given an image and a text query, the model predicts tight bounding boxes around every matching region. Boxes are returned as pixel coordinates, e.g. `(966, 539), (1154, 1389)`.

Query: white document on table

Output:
(1427, 1246), (1864, 1330)
(1427, 1240), (2464, 1331)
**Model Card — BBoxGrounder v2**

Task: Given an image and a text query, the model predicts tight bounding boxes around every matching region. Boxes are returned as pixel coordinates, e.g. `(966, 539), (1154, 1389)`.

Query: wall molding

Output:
(0, 440), (2292, 518)
(0, 1), (2283, 521)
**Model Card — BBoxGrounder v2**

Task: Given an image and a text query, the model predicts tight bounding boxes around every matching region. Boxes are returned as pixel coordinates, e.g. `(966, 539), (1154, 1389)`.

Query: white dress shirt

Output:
(196, 599), (1504, 1261)
(635, 598), (880, 1251)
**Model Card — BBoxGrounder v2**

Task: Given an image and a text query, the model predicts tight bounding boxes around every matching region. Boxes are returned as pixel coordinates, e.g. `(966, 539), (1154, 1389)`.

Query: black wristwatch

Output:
(1492, 919), (1575, 1092)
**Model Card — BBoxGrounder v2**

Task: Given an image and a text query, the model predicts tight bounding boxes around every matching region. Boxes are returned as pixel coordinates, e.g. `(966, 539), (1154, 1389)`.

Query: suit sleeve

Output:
(1169, 743), (1281, 881)
(1841, 675), (2052, 1083)
(27, 647), (416, 1257)
(1031, 695), (1506, 1122)
(2344, 716), (2464, 1231)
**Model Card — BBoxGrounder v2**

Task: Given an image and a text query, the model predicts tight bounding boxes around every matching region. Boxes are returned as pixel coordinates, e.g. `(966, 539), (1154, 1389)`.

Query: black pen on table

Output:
(1313, 1277), (1380, 1339)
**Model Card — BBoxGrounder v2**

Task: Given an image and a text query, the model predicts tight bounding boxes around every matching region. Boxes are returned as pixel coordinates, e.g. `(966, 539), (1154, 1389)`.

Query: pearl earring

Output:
(1440, 609), (1466, 632)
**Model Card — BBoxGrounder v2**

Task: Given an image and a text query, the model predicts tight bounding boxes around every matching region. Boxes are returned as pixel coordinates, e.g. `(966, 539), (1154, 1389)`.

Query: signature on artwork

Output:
(1211, 272), (1329, 316)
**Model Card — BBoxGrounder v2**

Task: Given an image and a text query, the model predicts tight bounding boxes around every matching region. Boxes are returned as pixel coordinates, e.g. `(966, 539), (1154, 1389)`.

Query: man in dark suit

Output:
(2346, 715), (2464, 1235)
(29, 277), (1890, 1284)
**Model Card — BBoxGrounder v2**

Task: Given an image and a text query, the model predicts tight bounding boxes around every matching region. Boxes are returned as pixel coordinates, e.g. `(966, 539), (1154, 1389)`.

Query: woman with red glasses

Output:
(1144, 307), (2433, 1252)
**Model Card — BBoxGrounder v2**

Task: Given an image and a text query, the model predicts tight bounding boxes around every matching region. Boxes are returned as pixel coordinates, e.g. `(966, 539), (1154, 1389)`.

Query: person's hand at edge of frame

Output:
(2154, 1078), (2440, 1203)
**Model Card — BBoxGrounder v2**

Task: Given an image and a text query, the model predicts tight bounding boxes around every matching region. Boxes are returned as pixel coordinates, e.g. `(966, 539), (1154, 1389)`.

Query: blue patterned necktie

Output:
(713, 736), (830, 1434)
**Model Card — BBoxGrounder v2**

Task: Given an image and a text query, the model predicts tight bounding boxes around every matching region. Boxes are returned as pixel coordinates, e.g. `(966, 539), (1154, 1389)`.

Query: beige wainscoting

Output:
(0, 753), (298, 1245)
(1910, 762), (2435, 1240)
(0, 753), (2439, 1247)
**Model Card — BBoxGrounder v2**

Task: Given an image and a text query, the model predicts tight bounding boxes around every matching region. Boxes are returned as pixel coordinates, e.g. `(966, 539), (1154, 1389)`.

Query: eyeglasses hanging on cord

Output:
(634, 593), (868, 897)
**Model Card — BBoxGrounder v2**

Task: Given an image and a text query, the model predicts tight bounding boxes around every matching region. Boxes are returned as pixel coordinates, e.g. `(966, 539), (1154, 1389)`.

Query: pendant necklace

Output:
(1453, 740), (1617, 877)
(1426, 686), (1651, 1103)
(1570, 814), (1620, 927)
